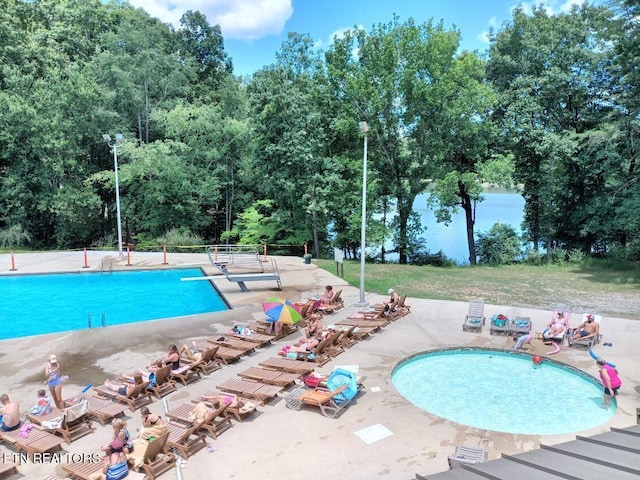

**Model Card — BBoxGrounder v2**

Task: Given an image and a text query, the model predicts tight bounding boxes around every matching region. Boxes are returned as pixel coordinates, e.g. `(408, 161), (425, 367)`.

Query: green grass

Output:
(314, 259), (640, 319)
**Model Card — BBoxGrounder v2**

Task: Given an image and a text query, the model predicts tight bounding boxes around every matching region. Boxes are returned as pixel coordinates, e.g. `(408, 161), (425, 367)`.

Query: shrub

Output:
(0, 224), (31, 249)
(475, 222), (521, 265)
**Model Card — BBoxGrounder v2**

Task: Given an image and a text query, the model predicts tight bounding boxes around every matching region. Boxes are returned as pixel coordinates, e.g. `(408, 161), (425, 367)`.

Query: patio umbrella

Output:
(262, 298), (302, 325)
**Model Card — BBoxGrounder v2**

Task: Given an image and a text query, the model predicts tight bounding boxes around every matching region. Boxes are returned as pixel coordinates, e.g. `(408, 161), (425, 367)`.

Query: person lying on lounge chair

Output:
(201, 393), (245, 409)
(181, 341), (203, 362)
(543, 312), (568, 338)
(572, 314), (599, 341)
(102, 372), (143, 397)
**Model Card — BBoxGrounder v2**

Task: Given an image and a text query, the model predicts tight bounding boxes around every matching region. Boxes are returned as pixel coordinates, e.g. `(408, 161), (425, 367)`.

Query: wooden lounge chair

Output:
(197, 342), (244, 365)
(0, 448), (18, 477)
(238, 366), (301, 387)
(284, 385), (350, 418)
(131, 432), (175, 479)
(29, 397), (94, 443)
(166, 402), (233, 439)
(165, 421), (208, 458)
(258, 357), (317, 375)
(170, 362), (201, 386)
(63, 461), (147, 480)
(191, 345), (222, 375)
(4, 425), (65, 458)
(148, 364), (178, 399)
(316, 289), (344, 314)
(196, 391), (259, 422)
(228, 331), (274, 347)
(94, 380), (153, 411)
(337, 325), (359, 348)
(463, 299), (486, 332)
(217, 378), (284, 403)
(72, 394), (127, 426)
(208, 336), (256, 354)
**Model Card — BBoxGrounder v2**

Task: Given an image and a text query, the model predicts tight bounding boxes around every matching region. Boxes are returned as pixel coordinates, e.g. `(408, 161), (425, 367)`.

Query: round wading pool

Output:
(392, 348), (615, 435)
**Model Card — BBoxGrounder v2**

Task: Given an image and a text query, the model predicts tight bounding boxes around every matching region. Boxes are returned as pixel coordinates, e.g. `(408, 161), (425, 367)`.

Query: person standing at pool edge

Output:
(596, 358), (621, 406)
(46, 354), (63, 409)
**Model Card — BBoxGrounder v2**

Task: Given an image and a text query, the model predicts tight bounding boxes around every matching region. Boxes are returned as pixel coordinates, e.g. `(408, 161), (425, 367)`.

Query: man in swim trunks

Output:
(0, 394), (21, 431)
(571, 314), (599, 341)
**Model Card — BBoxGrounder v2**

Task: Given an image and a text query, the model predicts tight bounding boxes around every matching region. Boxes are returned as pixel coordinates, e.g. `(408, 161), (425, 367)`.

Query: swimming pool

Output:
(392, 348), (614, 435)
(0, 268), (228, 340)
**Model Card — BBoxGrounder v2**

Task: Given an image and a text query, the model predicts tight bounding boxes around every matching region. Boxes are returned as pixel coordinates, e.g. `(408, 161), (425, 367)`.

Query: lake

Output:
(384, 192), (525, 264)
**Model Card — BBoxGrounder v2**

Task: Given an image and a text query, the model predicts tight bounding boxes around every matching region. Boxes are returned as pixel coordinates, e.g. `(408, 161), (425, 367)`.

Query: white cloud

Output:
(512, 0), (589, 16)
(478, 17), (498, 44)
(129, 0), (293, 40)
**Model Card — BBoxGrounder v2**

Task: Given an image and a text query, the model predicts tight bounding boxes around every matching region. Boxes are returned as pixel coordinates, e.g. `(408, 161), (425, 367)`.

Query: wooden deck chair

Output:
(149, 364), (178, 399)
(0, 448), (18, 477)
(317, 289), (344, 314)
(170, 362), (201, 386)
(208, 336), (256, 354)
(165, 420), (208, 458)
(75, 394), (127, 426)
(198, 342), (244, 365)
(12, 425), (65, 457)
(258, 357), (316, 375)
(62, 459), (102, 480)
(238, 366), (301, 387)
(217, 378), (284, 403)
(94, 380), (153, 411)
(324, 330), (345, 357)
(133, 432), (175, 479)
(337, 325), (359, 348)
(397, 294), (411, 315)
(195, 391), (260, 422)
(285, 385), (350, 418)
(228, 331), (274, 347)
(194, 345), (222, 375)
(462, 299), (485, 332)
(167, 402), (233, 439)
(54, 397), (94, 443)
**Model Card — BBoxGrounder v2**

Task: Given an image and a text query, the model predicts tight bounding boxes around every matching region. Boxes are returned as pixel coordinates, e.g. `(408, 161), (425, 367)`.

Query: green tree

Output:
(475, 222), (521, 264)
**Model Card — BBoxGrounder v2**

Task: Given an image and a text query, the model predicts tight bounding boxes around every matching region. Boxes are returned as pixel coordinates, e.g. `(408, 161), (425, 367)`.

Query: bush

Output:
(156, 228), (204, 250)
(475, 223), (521, 265)
(0, 224), (31, 249)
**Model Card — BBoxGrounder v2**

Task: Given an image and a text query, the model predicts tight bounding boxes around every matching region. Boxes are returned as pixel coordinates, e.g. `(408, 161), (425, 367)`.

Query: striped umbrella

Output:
(262, 298), (302, 325)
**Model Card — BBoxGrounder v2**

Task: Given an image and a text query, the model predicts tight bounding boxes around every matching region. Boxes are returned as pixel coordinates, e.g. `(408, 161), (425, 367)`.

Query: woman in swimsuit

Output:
(45, 354), (64, 409)
(102, 373), (143, 397)
(163, 344), (181, 370)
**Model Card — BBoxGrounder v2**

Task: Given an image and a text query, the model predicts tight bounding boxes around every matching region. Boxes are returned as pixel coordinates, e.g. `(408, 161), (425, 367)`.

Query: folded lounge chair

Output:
(94, 380), (153, 411)
(448, 444), (488, 469)
(463, 299), (485, 332)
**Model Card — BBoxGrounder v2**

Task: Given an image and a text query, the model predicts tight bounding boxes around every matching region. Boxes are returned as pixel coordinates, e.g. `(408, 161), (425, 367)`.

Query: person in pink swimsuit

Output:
(597, 359), (621, 406)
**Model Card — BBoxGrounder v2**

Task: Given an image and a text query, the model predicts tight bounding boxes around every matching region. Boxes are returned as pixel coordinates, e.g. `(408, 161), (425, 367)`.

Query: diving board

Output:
(204, 245), (282, 292)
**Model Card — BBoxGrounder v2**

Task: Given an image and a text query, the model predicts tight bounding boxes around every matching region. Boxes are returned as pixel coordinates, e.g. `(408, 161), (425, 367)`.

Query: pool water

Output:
(392, 349), (614, 435)
(0, 268), (227, 340)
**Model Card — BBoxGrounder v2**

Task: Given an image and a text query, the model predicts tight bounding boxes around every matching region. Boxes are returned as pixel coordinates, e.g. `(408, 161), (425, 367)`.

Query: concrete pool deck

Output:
(0, 250), (638, 479)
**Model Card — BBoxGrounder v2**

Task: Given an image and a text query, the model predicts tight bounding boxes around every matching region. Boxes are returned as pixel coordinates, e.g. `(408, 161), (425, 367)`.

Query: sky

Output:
(128, 0), (597, 76)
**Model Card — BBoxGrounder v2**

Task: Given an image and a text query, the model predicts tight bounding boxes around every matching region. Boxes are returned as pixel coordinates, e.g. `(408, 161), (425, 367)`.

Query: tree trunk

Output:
(459, 185), (477, 265)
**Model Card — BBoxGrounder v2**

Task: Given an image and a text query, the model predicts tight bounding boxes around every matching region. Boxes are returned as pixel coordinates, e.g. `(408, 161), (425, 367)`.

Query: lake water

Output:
(384, 192), (525, 264)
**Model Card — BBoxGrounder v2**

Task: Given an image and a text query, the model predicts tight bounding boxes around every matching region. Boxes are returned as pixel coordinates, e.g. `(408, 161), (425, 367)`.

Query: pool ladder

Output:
(99, 260), (113, 273)
(87, 311), (107, 328)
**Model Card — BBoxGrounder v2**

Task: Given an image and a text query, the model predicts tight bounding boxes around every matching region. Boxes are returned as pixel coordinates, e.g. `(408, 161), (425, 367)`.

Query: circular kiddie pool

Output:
(392, 348), (615, 435)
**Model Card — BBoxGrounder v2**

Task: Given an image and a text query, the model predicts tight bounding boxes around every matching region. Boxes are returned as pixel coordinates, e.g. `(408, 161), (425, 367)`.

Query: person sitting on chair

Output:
(321, 285), (334, 303)
(544, 312), (568, 338)
(572, 314), (599, 341)
(384, 288), (400, 313)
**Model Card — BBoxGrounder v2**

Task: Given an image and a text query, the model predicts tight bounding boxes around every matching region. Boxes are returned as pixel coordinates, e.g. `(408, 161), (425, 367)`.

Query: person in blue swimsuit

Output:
(45, 354), (63, 409)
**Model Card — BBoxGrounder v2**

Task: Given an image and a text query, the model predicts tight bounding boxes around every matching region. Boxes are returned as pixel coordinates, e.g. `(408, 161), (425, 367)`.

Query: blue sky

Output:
(129, 0), (596, 76)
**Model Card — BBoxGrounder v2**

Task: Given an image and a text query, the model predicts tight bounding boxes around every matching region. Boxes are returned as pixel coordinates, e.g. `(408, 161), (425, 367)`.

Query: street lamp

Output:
(356, 121), (369, 307)
(102, 133), (125, 258)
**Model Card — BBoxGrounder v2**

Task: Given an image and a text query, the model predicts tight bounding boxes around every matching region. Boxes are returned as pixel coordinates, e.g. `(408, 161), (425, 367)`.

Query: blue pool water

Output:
(392, 349), (614, 435)
(0, 268), (227, 340)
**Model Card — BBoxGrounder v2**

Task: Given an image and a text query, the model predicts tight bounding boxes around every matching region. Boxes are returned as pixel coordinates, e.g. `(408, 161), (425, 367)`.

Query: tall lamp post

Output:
(356, 121), (369, 307)
(102, 134), (124, 258)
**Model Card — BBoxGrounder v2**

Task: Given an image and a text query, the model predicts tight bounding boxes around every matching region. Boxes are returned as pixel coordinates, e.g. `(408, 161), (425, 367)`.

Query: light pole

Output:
(356, 121), (369, 307)
(102, 133), (124, 258)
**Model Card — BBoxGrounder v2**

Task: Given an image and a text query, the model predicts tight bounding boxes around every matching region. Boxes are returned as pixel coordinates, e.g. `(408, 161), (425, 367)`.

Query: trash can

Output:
(303, 254), (312, 264)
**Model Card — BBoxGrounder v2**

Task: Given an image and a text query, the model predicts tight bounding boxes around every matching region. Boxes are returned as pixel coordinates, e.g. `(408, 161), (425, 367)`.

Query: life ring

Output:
(589, 350), (616, 367)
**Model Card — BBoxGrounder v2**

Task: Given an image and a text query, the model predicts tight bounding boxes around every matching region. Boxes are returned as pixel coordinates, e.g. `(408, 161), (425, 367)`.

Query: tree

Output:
(475, 222), (521, 264)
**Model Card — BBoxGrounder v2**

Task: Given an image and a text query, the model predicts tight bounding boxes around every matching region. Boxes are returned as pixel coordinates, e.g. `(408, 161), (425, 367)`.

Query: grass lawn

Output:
(314, 259), (640, 319)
